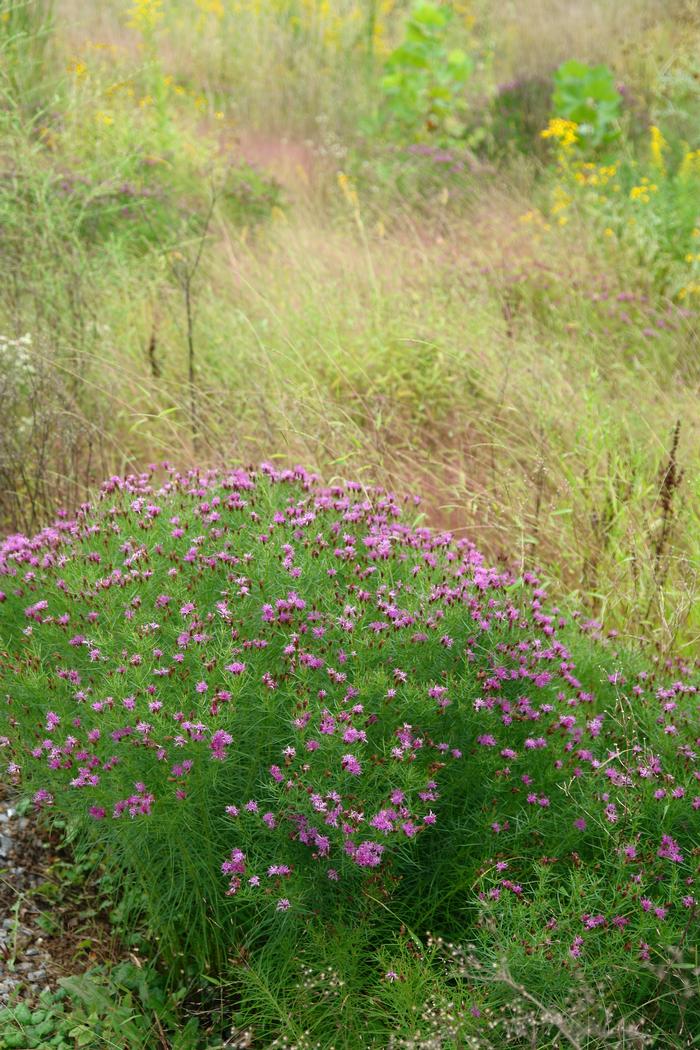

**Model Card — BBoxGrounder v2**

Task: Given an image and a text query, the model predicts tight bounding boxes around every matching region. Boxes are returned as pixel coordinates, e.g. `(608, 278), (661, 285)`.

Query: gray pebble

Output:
(0, 792), (64, 1007)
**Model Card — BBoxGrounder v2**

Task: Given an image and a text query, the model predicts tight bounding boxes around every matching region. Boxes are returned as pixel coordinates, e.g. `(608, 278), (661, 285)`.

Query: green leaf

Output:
(551, 59), (621, 153)
(411, 2), (449, 29)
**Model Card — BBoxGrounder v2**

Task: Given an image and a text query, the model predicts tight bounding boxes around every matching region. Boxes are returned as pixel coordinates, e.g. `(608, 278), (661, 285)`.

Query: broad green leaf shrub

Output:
(1, 465), (698, 987)
(380, 1), (473, 141)
(551, 59), (622, 153)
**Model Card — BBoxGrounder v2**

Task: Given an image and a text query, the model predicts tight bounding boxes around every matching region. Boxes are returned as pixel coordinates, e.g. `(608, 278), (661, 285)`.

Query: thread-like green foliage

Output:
(1, 466), (698, 1049)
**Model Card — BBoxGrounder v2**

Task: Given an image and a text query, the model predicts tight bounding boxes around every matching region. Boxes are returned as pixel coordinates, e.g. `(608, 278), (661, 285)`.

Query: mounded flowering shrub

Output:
(0, 464), (698, 1006)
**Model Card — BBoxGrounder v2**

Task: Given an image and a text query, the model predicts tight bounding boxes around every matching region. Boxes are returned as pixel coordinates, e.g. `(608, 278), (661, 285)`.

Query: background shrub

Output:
(551, 59), (623, 152)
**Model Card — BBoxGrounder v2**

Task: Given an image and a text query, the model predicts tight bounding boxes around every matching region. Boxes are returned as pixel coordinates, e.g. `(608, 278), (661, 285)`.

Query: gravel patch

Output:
(0, 792), (58, 1006)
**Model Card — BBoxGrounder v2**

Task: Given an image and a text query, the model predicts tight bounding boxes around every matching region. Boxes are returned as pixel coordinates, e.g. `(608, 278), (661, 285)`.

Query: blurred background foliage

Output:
(0, 0), (698, 651)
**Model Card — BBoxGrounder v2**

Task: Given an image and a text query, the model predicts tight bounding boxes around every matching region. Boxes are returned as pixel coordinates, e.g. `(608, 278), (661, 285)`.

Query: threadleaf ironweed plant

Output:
(0, 464), (698, 1017)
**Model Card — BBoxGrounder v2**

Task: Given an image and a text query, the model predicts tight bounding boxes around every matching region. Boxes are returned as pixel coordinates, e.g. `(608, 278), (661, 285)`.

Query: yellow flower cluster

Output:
(101, 69), (216, 118)
(519, 209), (551, 232)
(371, 0), (398, 59)
(551, 184), (572, 224)
(629, 177), (658, 203)
(540, 118), (578, 150)
(539, 116), (700, 305)
(337, 171), (359, 208)
(574, 162), (617, 187)
(127, 0), (164, 33)
(649, 125), (667, 172)
(679, 149), (700, 181)
(196, 0), (225, 15)
(105, 78), (135, 99)
(67, 58), (88, 78)
(225, 0), (396, 57)
(89, 42), (123, 56)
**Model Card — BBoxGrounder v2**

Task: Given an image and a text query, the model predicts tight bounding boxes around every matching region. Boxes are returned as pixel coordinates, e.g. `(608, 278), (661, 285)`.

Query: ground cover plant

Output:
(1, 464), (699, 1046)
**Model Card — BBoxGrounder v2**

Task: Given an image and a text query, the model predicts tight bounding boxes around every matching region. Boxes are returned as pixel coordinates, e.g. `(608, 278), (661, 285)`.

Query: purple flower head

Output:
(341, 753), (362, 776)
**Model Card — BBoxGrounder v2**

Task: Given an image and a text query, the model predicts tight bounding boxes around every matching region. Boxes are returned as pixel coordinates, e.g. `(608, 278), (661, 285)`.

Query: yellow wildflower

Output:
(337, 171), (359, 208)
(67, 59), (88, 78)
(551, 190), (571, 215)
(540, 118), (578, 150)
(679, 150), (700, 181)
(127, 0), (164, 33)
(106, 79), (131, 97)
(649, 125), (667, 173)
(196, 0), (224, 14)
(89, 42), (120, 54)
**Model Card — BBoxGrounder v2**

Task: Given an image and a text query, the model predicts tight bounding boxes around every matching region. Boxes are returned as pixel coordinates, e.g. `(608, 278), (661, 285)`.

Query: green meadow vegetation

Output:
(0, 1), (699, 1047)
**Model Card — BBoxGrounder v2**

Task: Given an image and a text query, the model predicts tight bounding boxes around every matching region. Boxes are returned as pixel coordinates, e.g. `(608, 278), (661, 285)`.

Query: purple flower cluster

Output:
(0, 463), (697, 967)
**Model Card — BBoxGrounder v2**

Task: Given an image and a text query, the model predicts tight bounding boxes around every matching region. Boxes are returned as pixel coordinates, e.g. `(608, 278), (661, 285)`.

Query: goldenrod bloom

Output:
(67, 59), (88, 78)
(679, 150), (700, 181)
(128, 0), (164, 32)
(540, 118), (578, 150)
(337, 171), (359, 208)
(196, 0), (224, 14)
(649, 125), (667, 173)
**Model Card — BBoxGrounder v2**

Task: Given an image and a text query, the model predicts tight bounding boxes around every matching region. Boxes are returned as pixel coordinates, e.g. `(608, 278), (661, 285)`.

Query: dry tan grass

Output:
(485, 0), (695, 81)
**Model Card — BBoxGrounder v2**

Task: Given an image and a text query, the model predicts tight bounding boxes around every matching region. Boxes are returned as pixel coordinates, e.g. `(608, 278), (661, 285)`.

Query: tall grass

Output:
(0, 0), (56, 103)
(2, 177), (699, 647)
(0, 0), (698, 652)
